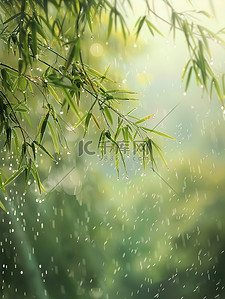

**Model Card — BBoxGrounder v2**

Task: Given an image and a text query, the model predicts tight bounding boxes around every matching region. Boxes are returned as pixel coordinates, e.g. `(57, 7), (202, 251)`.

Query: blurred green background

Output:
(1, 1), (225, 298)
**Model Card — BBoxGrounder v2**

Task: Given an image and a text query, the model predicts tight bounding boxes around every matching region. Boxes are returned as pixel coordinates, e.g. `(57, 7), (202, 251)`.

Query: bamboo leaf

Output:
(135, 114), (154, 124)
(65, 44), (76, 71)
(86, 10), (93, 33)
(25, 158), (32, 192)
(98, 130), (106, 159)
(115, 147), (119, 177)
(3, 166), (25, 187)
(151, 139), (168, 167)
(212, 77), (223, 105)
(182, 59), (191, 81)
(146, 19), (164, 37)
(48, 85), (62, 104)
(0, 173), (6, 198)
(31, 167), (45, 194)
(91, 114), (101, 130)
(40, 111), (49, 143)
(0, 199), (6, 212)
(106, 89), (138, 94)
(135, 16), (146, 40)
(3, 12), (22, 25)
(141, 127), (175, 140)
(33, 140), (55, 160)
(104, 106), (113, 125)
(185, 66), (193, 92)
(84, 112), (92, 136)
(74, 113), (88, 128)
(31, 142), (36, 161)
(31, 20), (37, 58)
(63, 88), (80, 118)
(146, 138), (154, 167)
(48, 121), (59, 153)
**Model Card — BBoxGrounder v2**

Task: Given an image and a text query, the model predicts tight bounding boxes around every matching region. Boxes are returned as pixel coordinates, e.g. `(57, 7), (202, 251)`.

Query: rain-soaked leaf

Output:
(40, 111), (49, 143)
(48, 121), (59, 154)
(104, 106), (113, 125)
(31, 166), (45, 194)
(185, 66), (193, 92)
(33, 140), (55, 160)
(0, 199), (6, 212)
(3, 166), (25, 187)
(25, 158), (32, 192)
(135, 114), (154, 124)
(151, 139), (168, 167)
(141, 127), (175, 140)
(65, 44), (76, 71)
(84, 112), (92, 136)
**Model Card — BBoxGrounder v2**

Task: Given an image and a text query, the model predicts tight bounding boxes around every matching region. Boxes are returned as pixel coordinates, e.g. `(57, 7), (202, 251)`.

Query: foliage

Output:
(0, 0), (225, 209)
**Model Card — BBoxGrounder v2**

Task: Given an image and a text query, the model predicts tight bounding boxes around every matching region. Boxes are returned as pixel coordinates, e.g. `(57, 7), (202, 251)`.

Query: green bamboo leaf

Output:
(104, 106), (113, 125)
(65, 44), (76, 71)
(91, 114), (101, 130)
(86, 9), (93, 33)
(0, 173), (6, 198)
(48, 85), (62, 104)
(19, 142), (27, 167)
(31, 20), (37, 57)
(135, 114), (154, 124)
(182, 59), (191, 81)
(74, 113), (88, 128)
(222, 74), (225, 96)
(40, 111), (49, 143)
(134, 16), (142, 28)
(37, 113), (46, 137)
(36, 21), (48, 42)
(146, 138), (155, 167)
(31, 166), (46, 194)
(185, 66), (193, 92)
(31, 142), (36, 161)
(12, 128), (19, 157)
(63, 88), (80, 118)
(136, 16), (146, 40)
(100, 65), (111, 83)
(48, 121), (59, 153)
(115, 147), (119, 177)
(33, 140), (55, 160)
(105, 131), (127, 175)
(3, 166), (25, 187)
(84, 112), (92, 136)
(111, 95), (137, 100)
(141, 127), (175, 140)
(6, 126), (12, 151)
(122, 126), (129, 152)
(142, 146), (146, 173)
(98, 130), (106, 159)
(197, 10), (211, 18)
(0, 199), (6, 212)
(85, 66), (114, 82)
(151, 139), (168, 167)
(212, 77), (223, 105)
(197, 25), (210, 56)
(3, 12), (22, 25)
(146, 19), (164, 37)
(114, 119), (123, 141)
(120, 16), (127, 40)
(106, 89), (138, 94)
(25, 158), (32, 192)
